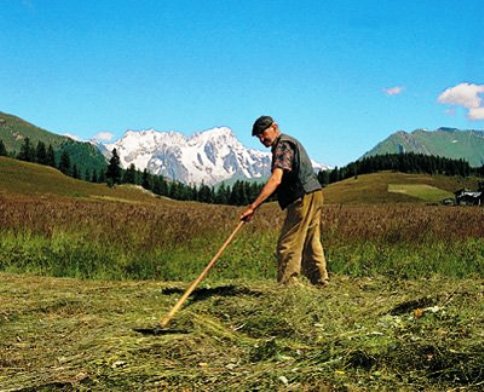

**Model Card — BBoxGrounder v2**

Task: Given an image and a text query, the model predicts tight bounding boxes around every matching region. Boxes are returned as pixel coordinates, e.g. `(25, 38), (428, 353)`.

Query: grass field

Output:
(0, 158), (483, 390)
(1, 273), (482, 391)
(322, 171), (479, 204)
(387, 184), (454, 202)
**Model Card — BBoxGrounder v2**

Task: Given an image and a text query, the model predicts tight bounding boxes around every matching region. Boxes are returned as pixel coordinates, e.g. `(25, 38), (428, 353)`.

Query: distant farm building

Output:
(454, 189), (483, 206)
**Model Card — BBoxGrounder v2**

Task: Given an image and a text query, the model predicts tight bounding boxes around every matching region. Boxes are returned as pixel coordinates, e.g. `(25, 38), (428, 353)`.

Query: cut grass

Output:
(388, 184), (453, 202)
(0, 273), (482, 391)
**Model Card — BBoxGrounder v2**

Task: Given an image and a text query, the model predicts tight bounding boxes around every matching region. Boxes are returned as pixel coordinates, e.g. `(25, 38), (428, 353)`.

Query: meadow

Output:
(0, 159), (483, 390)
(0, 197), (482, 281)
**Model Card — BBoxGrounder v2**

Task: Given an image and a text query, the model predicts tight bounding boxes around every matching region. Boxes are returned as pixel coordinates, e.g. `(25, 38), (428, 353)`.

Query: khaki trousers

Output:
(276, 190), (328, 285)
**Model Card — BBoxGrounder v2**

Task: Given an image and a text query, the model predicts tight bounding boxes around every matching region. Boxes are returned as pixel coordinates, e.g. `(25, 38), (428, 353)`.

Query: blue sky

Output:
(1, 0), (483, 167)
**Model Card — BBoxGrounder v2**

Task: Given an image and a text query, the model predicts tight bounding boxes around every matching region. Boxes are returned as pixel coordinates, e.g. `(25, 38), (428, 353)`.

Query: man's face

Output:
(256, 123), (279, 148)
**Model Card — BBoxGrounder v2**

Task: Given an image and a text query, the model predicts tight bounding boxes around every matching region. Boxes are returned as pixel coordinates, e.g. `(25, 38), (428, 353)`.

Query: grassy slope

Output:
(0, 112), (66, 152)
(322, 171), (479, 204)
(0, 157), (175, 204)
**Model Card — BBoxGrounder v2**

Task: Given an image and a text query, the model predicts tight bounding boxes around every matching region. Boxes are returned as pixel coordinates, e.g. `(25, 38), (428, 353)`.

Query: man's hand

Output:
(239, 168), (283, 222)
(240, 205), (256, 222)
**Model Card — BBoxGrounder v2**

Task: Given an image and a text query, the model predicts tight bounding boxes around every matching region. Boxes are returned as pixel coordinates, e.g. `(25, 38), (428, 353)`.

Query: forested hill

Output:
(0, 111), (106, 175)
(362, 128), (484, 167)
(318, 152), (484, 186)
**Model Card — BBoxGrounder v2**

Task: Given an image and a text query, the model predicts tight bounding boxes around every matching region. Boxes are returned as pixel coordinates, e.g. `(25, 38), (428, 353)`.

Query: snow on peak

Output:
(103, 126), (328, 185)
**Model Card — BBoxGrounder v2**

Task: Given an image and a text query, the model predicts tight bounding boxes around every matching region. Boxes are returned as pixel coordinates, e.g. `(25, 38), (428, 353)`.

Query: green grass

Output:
(0, 229), (482, 281)
(387, 184), (453, 202)
(323, 171), (479, 204)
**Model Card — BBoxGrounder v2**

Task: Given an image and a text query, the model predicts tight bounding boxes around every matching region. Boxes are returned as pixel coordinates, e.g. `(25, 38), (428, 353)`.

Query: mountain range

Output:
(104, 127), (330, 186)
(362, 127), (484, 167)
(1, 111), (483, 186)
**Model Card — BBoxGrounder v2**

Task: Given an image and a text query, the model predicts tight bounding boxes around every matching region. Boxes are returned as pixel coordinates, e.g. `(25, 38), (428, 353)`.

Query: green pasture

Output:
(387, 184), (454, 202)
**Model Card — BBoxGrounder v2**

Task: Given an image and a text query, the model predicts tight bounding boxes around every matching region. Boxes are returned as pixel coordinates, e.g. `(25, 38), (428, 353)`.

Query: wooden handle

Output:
(159, 220), (245, 328)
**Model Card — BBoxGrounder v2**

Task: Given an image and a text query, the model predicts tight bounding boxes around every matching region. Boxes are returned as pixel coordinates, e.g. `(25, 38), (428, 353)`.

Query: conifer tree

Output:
(123, 163), (137, 184)
(317, 170), (330, 187)
(215, 183), (229, 204)
(58, 150), (71, 175)
(152, 176), (169, 195)
(91, 169), (98, 183)
(35, 141), (48, 164)
(141, 169), (152, 190)
(72, 164), (80, 179)
(0, 140), (7, 156)
(198, 182), (214, 203)
(46, 144), (56, 167)
(17, 137), (35, 162)
(98, 169), (106, 183)
(106, 148), (122, 186)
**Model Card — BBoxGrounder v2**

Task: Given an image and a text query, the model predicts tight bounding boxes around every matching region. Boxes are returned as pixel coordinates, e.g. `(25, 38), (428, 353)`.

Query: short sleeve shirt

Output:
(271, 140), (294, 172)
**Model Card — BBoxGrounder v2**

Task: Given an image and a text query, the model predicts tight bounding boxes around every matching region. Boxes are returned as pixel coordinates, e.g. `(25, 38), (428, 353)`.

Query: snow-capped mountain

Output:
(104, 127), (330, 186)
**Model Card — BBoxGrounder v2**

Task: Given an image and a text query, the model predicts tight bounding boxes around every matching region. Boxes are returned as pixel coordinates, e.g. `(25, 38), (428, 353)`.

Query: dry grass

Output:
(0, 273), (482, 391)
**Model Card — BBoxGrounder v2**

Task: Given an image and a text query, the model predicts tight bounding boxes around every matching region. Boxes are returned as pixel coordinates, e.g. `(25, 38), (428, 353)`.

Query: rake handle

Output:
(159, 220), (245, 328)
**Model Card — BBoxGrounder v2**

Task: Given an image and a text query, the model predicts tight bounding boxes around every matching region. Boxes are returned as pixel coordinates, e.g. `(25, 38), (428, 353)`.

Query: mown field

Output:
(0, 159), (483, 390)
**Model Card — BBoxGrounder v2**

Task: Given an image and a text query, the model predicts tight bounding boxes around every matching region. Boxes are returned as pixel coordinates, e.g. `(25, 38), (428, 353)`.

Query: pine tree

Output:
(17, 137), (35, 162)
(198, 182), (214, 203)
(106, 148), (122, 187)
(35, 141), (48, 164)
(215, 183), (229, 204)
(152, 175), (168, 196)
(91, 169), (99, 183)
(72, 164), (80, 179)
(0, 140), (7, 156)
(329, 167), (339, 184)
(318, 170), (330, 187)
(141, 169), (152, 190)
(46, 144), (56, 167)
(98, 169), (106, 183)
(123, 163), (137, 184)
(58, 150), (71, 175)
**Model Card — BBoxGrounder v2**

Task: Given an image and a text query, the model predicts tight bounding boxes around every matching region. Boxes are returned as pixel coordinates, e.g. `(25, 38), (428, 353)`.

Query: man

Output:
(240, 115), (329, 287)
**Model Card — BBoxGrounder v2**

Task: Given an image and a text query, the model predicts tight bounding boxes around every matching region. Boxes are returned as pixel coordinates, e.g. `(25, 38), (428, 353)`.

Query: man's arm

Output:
(240, 167), (283, 221)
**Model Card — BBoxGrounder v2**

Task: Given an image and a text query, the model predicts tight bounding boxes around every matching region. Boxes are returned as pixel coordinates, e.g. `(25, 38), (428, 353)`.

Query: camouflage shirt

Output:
(271, 140), (294, 172)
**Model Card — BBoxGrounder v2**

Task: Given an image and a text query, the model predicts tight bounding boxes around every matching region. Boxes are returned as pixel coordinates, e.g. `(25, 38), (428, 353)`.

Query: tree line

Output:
(104, 149), (269, 205)
(0, 137), (107, 182)
(3, 138), (482, 205)
(0, 139), (268, 206)
(317, 152), (484, 186)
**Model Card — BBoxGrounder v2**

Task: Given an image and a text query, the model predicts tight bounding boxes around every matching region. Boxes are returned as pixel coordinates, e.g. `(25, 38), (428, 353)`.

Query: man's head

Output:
(252, 115), (280, 147)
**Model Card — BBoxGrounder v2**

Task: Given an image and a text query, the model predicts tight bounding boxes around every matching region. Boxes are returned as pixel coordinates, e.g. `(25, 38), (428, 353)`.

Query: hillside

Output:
(0, 156), (172, 204)
(322, 171), (479, 204)
(0, 111), (107, 174)
(362, 128), (484, 167)
(2, 157), (480, 206)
